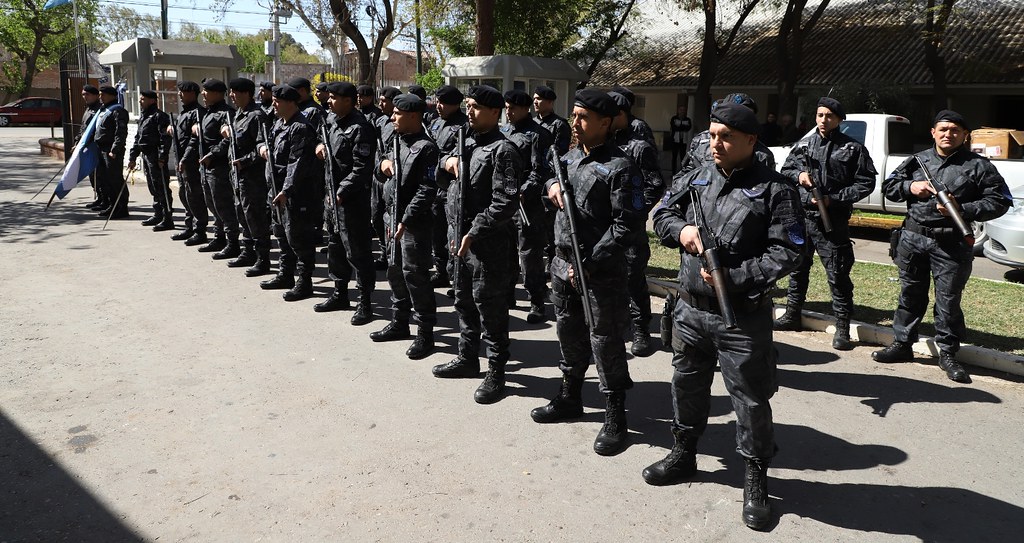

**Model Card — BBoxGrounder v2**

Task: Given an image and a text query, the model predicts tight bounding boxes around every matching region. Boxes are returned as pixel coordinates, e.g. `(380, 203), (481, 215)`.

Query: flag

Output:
(43, 0), (72, 9)
(53, 110), (101, 200)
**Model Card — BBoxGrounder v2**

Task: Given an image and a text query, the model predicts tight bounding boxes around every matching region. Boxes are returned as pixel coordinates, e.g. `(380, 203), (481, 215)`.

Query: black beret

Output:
(202, 79), (227, 92)
(272, 84), (301, 102)
(711, 102), (761, 135)
(534, 85), (556, 101)
(381, 86), (401, 101)
(228, 77), (255, 94)
(435, 85), (464, 105)
(934, 109), (968, 130)
(467, 85), (504, 109)
(139, 89), (157, 99)
(817, 97), (845, 119)
(176, 81), (200, 93)
(393, 93), (426, 113)
(611, 86), (636, 106)
(285, 77), (311, 90)
(315, 81), (329, 92)
(574, 89), (619, 118)
(408, 85), (427, 100)
(356, 84), (375, 97)
(607, 91), (631, 114)
(716, 93), (758, 114)
(327, 82), (357, 98)
(99, 85), (117, 96)
(503, 89), (531, 107)
(259, 81), (275, 91)
(82, 84), (99, 95)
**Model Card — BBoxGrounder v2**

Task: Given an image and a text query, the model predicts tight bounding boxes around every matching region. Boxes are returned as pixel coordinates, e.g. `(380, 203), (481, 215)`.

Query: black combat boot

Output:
(282, 274), (313, 301)
(374, 256), (388, 271)
(938, 352), (970, 383)
(152, 215), (174, 232)
(530, 374), (584, 423)
(474, 363), (506, 404)
(631, 327), (654, 357)
(87, 198), (105, 210)
(832, 318), (854, 351)
(642, 430), (698, 485)
(773, 304), (802, 331)
(141, 213), (162, 227)
(432, 357), (480, 379)
(314, 282), (351, 312)
(871, 340), (914, 363)
(594, 391), (628, 456)
(260, 267), (295, 290)
(245, 250), (272, 277)
(430, 270), (450, 288)
(212, 237), (241, 260)
(350, 295), (374, 326)
(227, 242), (257, 268)
(171, 228), (194, 241)
(526, 303), (546, 324)
(369, 320), (410, 342)
(742, 458), (771, 530)
(197, 236), (226, 253)
(183, 231), (208, 246)
(406, 327), (435, 360)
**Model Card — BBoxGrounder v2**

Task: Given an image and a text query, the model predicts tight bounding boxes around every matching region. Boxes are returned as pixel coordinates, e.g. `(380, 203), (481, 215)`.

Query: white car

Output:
(982, 198), (1024, 268)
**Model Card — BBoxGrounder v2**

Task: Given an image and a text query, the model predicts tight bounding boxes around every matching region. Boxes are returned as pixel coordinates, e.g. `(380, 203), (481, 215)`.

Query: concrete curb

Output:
(647, 277), (1024, 378)
(39, 138), (63, 159)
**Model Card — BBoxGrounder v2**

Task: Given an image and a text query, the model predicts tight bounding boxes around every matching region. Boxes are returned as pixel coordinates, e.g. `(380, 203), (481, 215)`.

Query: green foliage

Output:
(0, 0), (98, 98)
(95, 5), (161, 48)
(414, 66), (444, 93)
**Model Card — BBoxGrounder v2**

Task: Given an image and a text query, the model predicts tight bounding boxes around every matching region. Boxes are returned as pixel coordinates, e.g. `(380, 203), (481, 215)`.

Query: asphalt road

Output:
(4, 131), (1024, 541)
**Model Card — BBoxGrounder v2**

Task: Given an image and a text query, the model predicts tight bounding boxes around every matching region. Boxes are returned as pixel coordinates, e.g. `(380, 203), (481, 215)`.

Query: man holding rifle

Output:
(646, 102), (804, 531)
(127, 89), (172, 231)
(529, 90), (645, 457)
(775, 97), (876, 352)
(190, 79), (239, 259)
(873, 110), (1011, 383)
(170, 81), (208, 245)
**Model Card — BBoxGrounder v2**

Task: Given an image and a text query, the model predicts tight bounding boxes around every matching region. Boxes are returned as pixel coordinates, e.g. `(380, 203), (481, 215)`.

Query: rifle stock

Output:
(802, 150), (833, 233)
(550, 144), (594, 329)
(915, 155), (974, 243)
(689, 189), (738, 329)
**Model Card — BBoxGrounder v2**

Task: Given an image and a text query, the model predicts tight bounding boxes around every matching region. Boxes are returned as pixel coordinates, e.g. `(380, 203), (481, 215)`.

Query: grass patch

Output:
(647, 231), (1024, 355)
(851, 209), (901, 221)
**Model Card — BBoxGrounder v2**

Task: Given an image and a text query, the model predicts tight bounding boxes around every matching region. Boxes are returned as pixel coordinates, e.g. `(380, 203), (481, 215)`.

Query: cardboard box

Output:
(970, 127), (1024, 159)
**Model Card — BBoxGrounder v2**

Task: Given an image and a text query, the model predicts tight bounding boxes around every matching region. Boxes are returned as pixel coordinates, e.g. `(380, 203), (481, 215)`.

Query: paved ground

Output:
(3, 132), (1024, 541)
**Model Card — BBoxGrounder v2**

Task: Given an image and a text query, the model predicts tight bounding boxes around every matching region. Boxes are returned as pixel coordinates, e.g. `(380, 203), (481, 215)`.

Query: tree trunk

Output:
(475, 0), (495, 55)
(923, 0), (955, 114)
(693, 2), (719, 133)
(582, 0), (636, 84)
(775, 1), (830, 119)
(20, 35), (45, 99)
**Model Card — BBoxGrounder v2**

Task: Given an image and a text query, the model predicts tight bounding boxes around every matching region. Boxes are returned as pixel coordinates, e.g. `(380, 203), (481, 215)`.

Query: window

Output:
(887, 121), (915, 155)
(839, 121), (867, 145)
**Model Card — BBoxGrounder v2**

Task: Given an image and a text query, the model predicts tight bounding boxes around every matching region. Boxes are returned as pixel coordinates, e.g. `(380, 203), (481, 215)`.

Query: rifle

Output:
(451, 127), (470, 290)
(320, 122), (342, 235)
(915, 154), (974, 244)
(260, 119), (283, 225)
(196, 108), (210, 191)
(549, 144), (594, 328)
(689, 187), (738, 329)
(802, 147), (833, 233)
(226, 110), (242, 203)
(390, 134), (402, 264)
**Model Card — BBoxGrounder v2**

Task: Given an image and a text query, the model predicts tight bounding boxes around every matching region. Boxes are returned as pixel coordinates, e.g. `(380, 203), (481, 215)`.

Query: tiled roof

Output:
(592, 0), (1024, 88)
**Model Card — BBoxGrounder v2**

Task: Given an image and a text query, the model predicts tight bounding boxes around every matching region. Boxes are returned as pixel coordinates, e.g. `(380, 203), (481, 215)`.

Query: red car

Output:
(0, 97), (62, 126)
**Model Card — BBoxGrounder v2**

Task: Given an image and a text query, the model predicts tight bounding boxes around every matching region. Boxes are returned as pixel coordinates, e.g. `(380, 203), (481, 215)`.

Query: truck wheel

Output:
(972, 222), (987, 256)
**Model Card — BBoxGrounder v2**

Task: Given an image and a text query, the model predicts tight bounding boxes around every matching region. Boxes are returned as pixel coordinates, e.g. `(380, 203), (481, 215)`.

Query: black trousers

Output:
(384, 217), (436, 327)
(784, 209), (855, 318)
(235, 167), (271, 250)
(517, 198), (549, 305)
(202, 164), (237, 239)
(431, 190), (449, 278)
(451, 226), (514, 366)
(626, 234), (653, 330)
(282, 201), (321, 279)
(142, 151), (171, 217)
(326, 193), (375, 299)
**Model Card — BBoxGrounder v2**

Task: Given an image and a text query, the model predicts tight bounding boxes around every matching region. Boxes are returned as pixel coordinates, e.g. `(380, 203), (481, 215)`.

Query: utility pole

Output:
(160, 0), (169, 39)
(271, 2), (281, 82)
(415, 0), (422, 75)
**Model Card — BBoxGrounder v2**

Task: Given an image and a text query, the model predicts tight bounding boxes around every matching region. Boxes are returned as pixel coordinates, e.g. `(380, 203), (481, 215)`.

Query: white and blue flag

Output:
(43, 0), (73, 9)
(53, 110), (101, 200)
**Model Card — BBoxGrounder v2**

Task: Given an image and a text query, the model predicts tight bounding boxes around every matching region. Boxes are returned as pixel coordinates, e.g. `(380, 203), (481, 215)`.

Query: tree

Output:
(0, 0), (98, 100)
(329, 0), (397, 84)
(475, 0), (494, 55)
(774, 0), (830, 120)
(96, 6), (162, 48)
(920, 0), (956, 114)
(572, 0), (638, 82)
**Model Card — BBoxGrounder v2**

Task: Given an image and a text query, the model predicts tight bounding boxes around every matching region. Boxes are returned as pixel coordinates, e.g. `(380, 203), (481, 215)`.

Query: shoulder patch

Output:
(691, 178), (710, 186)
(356, 142), (373, 157)
(594, 164), (610, 176)
(742, 187), (766, 198)
(787, 221), (806, 246)
(503, 166), (519, 195)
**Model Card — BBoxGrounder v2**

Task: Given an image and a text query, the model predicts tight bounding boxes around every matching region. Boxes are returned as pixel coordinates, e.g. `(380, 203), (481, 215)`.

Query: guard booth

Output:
(442, 56), (588, 118)
(98, 38), (245, 117)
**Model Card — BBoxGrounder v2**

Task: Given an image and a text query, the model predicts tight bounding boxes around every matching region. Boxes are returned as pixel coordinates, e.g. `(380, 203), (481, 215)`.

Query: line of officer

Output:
(646, 102), (806, 530)
(286, 77), (327, 248)
(81, 85), (105, 211)
(258, 82), (275, 118)
(433, 85), (523, 405)
(609, 90), (666, 357)
(873, 110), (1012, 383)
(409, 85), (438, 127)
(169, 81), (209, 246)
(530, 89), (646, 456)
(258, 84), (322, 301)
(427, 85), (468, 288)
(314, 81), (377, 325)
(128, 90), (173, 231)
(190, 79), (239, 259)
(775, 97), (877, 350)
(369, 93), (440, 360)
(357, 85), (383, 124)
(222, 78), (273, 276)
(372, 87), (402, 270)
(678, 93), (776, 178)
(501, 88), (554, 324)
(93, 85), (130, 219)
(610, 86), (656, 148)
(533, 86), (570, 273)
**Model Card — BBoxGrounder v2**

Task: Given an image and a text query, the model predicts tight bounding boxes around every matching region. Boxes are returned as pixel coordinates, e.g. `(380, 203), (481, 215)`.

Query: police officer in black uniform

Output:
(643, 103), (805, 531)
(433, 85), (522, 405)
(81, 85), (105, 210)
(191, 79), (239, 259)
(128, 90), (173, 231)
(502, 88), (554, 323)
(171, 81), (208, 245)
(313, 81), (377, 325)
(873, 110), (1012, 383)
(223, 77), (273, 276)
(609, 91), (666, 357)
(428, 85), (468, 288)
(409, 84), (438, 127)
(94, 85), (130, 219)
(357, 85), (383, 124)
(610, 85), (656, 148)
(372, 86), (402, 269)
(775, 97), (877, 350)
(258, 81), (275, 118)
(369, 93), (440, 359)
(258, 85), (322, 301)
(678, 93), (775, 177)
(529, 90), (645, 456)
(533, 86), (570, 154)
(315, 81), (330, 109)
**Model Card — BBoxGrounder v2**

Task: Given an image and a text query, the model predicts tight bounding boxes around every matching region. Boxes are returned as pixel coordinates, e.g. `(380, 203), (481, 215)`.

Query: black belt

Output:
(677, 289), (769, 315)
(904, 220), (959, 239)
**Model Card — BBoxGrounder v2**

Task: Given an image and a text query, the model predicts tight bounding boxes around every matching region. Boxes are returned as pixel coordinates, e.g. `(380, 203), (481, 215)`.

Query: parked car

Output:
(982, 198), (1024, 268)
(770, 113), (1024, 254)
(0, 97), (62, 127)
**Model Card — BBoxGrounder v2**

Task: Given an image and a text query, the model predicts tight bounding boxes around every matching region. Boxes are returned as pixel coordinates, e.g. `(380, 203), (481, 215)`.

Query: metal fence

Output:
(58, 42), (90, 161)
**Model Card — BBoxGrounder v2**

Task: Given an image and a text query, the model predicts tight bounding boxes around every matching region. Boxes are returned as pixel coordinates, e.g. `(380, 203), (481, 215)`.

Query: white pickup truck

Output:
(769, 113), (1024, 254)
